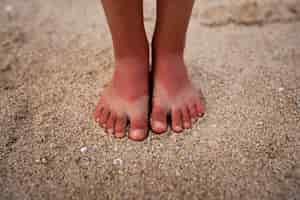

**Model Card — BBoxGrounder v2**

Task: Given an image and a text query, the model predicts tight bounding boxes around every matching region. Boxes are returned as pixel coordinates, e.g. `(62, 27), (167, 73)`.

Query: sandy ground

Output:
(0, 0), (300, 199)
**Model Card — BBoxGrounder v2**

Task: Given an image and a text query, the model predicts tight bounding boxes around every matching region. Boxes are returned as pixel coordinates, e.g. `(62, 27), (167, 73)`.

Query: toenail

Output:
(174, 126), (183, 132)
(151, 121), (167, 134)
(129, 129), (147, 141)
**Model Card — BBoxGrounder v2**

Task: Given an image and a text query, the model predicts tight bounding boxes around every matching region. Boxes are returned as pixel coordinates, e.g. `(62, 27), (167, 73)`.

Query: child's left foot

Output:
(151, 54), (205, 134)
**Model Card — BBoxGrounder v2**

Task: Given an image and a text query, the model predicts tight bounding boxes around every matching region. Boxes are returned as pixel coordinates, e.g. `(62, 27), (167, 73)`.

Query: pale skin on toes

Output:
(94, 93), (149, 141)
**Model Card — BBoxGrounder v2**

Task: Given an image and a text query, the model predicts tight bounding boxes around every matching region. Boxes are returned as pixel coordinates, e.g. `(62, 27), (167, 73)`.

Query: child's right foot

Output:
(94, 58), (149, 141)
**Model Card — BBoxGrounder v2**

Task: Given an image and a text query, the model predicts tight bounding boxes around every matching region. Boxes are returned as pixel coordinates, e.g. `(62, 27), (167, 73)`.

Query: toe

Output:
(128, 115), (148, 141)
(106, 112), (116, 135)
(171, 108), (183, 133)
(195, 98), (205, 116)
(99, 108), (110, 128)
(182, 106), (191, 129)
(151, 105), (168, 134)
(93, 103), (103, 122)
(115, 115), (127, 138)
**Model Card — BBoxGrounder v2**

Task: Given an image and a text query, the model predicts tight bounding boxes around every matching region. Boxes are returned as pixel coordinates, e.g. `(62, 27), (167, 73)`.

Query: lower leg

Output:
(153, 0), (194, 58)
(151, 0), (205, 133)
(101, 0), (149, 62)
(94, 0), (149, 141)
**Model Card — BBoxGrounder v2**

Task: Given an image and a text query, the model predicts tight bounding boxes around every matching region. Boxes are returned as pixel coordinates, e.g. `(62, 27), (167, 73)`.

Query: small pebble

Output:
(257, 121), (264, 126)
(113, 146), (118, 152)
(92, 144), (98, 150)
(113, 158), (123, 165)
(4, 5), (13, 13)
(41, 157), (47, 164)
(80, 146), (88, 153)
(49, 143), (56, 148)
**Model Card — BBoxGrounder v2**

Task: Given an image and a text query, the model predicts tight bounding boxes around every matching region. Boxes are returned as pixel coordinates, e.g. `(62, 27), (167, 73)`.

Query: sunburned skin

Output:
(96, 0), (202, 141)
(94, 56), (205, 141)
(94, 60), (149, 141)
(150, 55), (205, 134)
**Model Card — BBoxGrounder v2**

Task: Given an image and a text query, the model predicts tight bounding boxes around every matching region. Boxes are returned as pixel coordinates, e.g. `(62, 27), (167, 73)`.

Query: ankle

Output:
(151, 36), (185, 61)
(114, 56), (149, 78)
(111, 58), (149, 100)
(115, 55), (148, 66)
(114, 38), (149, 64)
(152, 50), (185, 69)
(113, 57), (149, 84)
(151, 49), (189, 84)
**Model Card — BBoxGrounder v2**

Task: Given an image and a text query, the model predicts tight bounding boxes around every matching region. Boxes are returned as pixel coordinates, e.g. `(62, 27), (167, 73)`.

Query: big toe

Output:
(128, 116), (148, 141)
(128, 129), (148, 141)
(151, 105), (168, 134)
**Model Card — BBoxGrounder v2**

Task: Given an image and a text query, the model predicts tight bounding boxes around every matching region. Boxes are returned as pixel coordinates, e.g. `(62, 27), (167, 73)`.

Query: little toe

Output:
(128, 116), (148, 141)
(182, 106), (191, 129)
(151, 105), (168, 134)
(195, 99), (205, 116)
(93, 103), (103, 122)
(115, 115), (127, 138)
(106, 112), (116, 135)
(99, 108), (110, 128)
(171, 108), (183, 133)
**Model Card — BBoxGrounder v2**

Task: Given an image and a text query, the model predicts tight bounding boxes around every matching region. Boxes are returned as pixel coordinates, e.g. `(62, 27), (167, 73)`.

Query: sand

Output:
(0, 0), (300, 199)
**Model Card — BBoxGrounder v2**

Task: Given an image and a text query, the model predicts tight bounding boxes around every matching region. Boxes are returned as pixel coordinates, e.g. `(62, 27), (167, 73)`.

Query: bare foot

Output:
(94, 58), (149, 141)
(151, 54), (205, 134)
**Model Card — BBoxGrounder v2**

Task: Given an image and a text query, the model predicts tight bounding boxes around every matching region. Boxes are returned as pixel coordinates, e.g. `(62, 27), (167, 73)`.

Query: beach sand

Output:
(0, 0), (299, 199)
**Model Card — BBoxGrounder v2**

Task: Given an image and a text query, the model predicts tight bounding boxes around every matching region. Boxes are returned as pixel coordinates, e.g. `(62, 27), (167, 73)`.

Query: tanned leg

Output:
(151, 0), (205, 134)
(94, 0), (149, 141)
